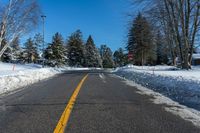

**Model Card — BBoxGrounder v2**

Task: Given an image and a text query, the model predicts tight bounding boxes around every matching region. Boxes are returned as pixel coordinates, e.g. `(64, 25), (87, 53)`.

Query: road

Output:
(0, 70), (199, 133)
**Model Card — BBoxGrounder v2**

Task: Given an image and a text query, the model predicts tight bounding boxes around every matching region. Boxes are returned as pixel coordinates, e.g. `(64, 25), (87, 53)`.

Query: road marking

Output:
(53, 74), (88, 133)
(99, 73), (106, 83)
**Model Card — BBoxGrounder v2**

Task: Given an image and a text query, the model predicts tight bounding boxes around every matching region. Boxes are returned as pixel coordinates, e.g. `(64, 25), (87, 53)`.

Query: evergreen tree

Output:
(123, 53), (129, 65)
(66, 30), (85, 67)
(44, 32), (66, 67)
(33, 33), (43, 57)
(113, 48), (126, 67)
(1, 39), (12, 62)
(127, 13), (156, 65)
(100, 45), (114, 68)
(24, 38), (39, 63)
(10, 37), (22, 62)
(0, 37), (22, 62)
(85, 35), (102, 67)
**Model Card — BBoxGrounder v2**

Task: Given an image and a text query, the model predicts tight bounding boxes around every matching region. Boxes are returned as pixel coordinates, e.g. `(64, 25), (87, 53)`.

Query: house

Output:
(192, 54), (200, 66)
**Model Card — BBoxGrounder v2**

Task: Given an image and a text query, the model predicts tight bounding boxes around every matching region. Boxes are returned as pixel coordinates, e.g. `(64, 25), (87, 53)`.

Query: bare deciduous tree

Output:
(0, 0), (41, 58)
(162, 0), (200, 69)
(132, 0), (200, 69)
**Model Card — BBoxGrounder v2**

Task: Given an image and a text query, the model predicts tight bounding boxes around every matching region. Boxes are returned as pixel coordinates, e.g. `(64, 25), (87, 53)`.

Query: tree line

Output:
(127, 0), (200, 69)
(0, 30), (128, 68)
(0, 0), (129, 68)
(2, 0), (198, 69)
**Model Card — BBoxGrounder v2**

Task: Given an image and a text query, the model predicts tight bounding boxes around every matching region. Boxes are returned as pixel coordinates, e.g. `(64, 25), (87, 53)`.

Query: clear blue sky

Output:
(34, 0), (133, 51)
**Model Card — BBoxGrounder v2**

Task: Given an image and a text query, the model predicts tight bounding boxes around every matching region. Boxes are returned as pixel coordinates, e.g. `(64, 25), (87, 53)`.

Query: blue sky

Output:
(33, 0), (133, 51)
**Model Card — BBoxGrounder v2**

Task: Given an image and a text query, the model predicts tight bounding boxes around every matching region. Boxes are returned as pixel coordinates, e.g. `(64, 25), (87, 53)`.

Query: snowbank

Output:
(0, 62), (97, 95)
(114, 65), (200, 111)
(0, 63), (63, 95)
(0, 68), (60, 95)
(0, 63), (43, 77)
(113, 75), (200, 127)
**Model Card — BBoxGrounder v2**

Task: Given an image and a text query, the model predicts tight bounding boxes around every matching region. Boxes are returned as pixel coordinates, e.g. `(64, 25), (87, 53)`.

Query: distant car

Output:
(125, 64), (134, 68)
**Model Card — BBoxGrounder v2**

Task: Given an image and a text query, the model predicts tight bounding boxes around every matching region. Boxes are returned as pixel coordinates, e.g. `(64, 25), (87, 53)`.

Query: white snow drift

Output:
(124, 79), (200, 128)
(0, 63), (63, 95)
(116, 64), (200, 82)
(0, 62), (92, 95)
(114, 65), (200, 104)
(114, 65), (200, 127)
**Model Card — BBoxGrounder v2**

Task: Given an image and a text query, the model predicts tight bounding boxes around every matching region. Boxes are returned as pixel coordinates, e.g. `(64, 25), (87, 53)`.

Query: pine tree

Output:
(44, 44), (53, 65)
(1, 39), (12, 62)
(24, 38), (39, 63)
(100, 45), (114, 68)
(44, 32), (66, 67)
(113, 48), (126, 67)
(127, 13), (156, 65)
(10, 37), (21, 62)
(33, 33), (43, 57)
(66, 30), (85, 67)
(1, 37), (23, 63)
(85, 35), (102, 67)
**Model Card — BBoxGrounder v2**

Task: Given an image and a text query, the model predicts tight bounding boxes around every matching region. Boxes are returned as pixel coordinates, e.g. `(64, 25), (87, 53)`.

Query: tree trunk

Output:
(182, 48), (190, 69)
(182, 58), (190, 69)
(142, 50), (144, 66)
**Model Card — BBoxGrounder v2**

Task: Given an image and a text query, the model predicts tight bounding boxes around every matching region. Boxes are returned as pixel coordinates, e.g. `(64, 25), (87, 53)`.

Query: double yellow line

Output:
(54, 74), (88, 133)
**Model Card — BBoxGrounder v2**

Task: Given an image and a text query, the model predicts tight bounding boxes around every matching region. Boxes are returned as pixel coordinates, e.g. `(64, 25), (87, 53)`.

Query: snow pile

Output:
(64, 67), (90, 71)
(119, 77), (200, 127)
(0, 62), (97, 95)
(114, 65), (200, 111)
(0, 63), (42, 77)
(116, 65), (200, 81)
(0, 63), (63, 95)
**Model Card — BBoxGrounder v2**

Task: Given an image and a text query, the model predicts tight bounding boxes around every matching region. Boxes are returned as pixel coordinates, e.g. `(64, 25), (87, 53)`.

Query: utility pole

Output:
(41, 15), (46, 67)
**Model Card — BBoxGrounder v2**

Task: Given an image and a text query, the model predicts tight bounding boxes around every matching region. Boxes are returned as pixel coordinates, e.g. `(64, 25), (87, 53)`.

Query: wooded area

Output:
(127, 0), (200, 69)
(0, 0), (199, 69)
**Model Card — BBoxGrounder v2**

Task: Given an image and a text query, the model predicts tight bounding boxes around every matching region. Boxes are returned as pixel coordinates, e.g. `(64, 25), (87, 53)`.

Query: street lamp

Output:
(41, 15), (46, 67)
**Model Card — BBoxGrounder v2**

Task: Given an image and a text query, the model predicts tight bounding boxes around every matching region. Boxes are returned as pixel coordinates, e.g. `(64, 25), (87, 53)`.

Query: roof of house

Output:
(196, 48), (200, 53)
(193, 54), (200, 59)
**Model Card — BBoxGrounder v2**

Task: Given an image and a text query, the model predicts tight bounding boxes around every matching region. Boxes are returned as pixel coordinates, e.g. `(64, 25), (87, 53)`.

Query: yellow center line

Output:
(53, 74), (88, 133)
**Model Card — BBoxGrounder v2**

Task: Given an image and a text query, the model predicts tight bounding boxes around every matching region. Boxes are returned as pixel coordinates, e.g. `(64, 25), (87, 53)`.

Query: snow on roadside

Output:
(0, 62), (98, 95)
(114, 65), (200, 111)
(0, 62), (43, 77)
(113, 75), (200, 127)
(0, 67), (62, 95)
(116, 65), (200, 82)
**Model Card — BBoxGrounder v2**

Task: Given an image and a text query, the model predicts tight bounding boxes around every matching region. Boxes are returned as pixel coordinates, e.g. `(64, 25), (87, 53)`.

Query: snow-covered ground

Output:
(112, 75), (200, 127)
(0, 62), (91, 95)
(117, 64), (200, 81)
(114, 65), (200, 111)
(114, 65), (200, 127)
(0, 63), (63, 95)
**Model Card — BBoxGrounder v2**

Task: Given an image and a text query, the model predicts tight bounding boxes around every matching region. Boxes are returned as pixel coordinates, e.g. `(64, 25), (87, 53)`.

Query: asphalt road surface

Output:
(0, 70), (199, 133)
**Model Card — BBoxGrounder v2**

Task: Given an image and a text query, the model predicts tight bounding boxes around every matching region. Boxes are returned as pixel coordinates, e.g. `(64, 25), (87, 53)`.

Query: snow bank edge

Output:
(0, 68), (62, 95)
(113, 74), (200, 128)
